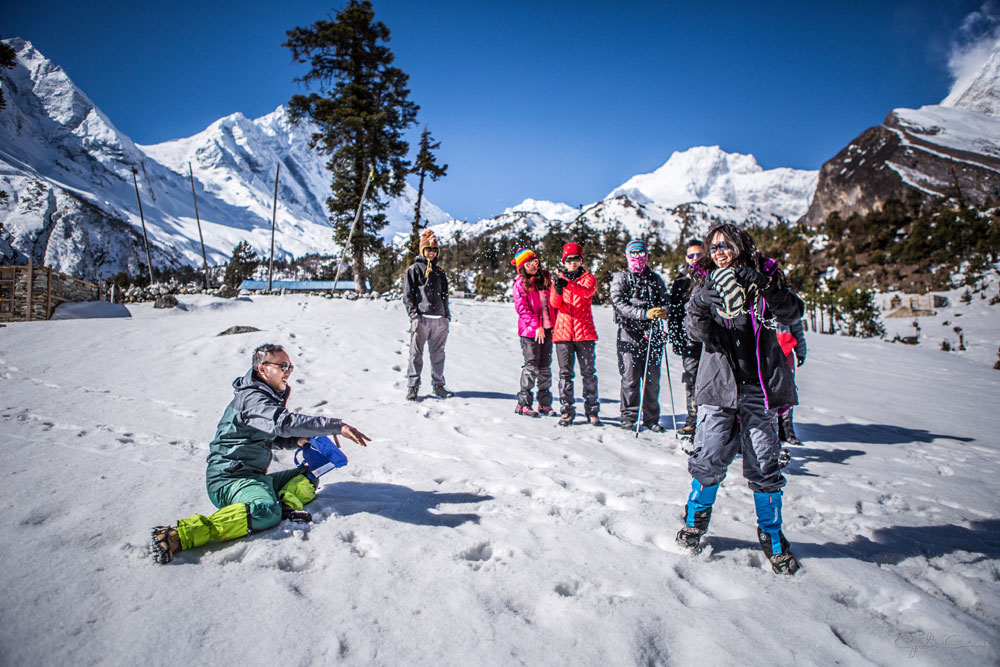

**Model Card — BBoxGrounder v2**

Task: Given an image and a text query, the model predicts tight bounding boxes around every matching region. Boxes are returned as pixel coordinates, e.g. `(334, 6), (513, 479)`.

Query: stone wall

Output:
(0, 262), (101, 322)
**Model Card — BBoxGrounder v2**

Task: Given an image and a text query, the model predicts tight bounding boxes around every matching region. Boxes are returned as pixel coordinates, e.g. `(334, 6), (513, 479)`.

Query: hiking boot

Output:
(150, 525), (182, 564)
(677, 424), (696, 438)
(433, 385), (455, 399)
(620, 420), (636, 431)
(645, 423), (666, 433)
(538, 405), (557, 417)
(757, 527), (800, 575)
(558, 413), (574, 426)
(281, 505), (313, 523)
(588, 415), (602, 427)
(676, 525), (706, 551)
(406, 386), (419, 401)
(515, 405), (540, 418)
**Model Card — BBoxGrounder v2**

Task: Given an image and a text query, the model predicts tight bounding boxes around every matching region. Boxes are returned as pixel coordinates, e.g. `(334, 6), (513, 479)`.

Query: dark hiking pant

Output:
(617, 327), (662, 426)
(555, 340), (599, 417)
(687, 384), (786, 494)
(518, 330), (553, 408)
(407, 315), (449, 388)
(682, 354), (700, 428)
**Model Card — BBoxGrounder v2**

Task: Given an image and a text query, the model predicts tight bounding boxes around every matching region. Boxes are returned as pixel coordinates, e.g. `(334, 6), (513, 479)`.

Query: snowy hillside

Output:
(142, 107), (453, 245)
(1, 294), (998, 665)
(0, 38), (452, 278)
(609, 146), (818, 222)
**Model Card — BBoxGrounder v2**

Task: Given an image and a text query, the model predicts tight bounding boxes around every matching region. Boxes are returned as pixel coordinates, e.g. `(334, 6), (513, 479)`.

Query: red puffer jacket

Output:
(550, 270), (598, 342)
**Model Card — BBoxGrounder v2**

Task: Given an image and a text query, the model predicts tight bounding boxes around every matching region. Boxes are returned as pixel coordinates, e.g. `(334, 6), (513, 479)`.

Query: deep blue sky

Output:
(6, 1), (989, 221)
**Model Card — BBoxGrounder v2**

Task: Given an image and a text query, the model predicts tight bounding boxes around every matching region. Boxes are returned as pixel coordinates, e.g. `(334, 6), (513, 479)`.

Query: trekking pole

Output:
(635, 323), (656, 438)
(660, 320), (679, 432)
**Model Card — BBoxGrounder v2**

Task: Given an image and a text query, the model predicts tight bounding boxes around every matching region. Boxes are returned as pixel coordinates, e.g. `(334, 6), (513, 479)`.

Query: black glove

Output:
(554, 276), (568, 293)
(734, 266), (768, 290)
(692, 285), (723, 311)
(796, 354), (806, 367)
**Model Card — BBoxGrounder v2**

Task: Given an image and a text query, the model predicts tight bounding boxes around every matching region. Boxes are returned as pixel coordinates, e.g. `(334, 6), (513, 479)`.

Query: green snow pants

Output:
(175, 469), (316, 551)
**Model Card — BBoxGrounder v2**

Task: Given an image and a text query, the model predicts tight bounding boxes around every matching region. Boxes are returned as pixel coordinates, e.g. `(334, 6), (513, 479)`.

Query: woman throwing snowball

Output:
(676, 223), (805, 575)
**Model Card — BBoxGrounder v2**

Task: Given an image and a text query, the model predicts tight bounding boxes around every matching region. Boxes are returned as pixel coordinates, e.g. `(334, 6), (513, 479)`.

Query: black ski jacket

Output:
(403, 257), (450, 319)
(685, 279), (803, 411)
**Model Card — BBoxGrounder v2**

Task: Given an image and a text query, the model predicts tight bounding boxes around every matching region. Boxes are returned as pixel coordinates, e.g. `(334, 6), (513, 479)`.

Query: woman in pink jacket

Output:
(511, 248), (556, 417)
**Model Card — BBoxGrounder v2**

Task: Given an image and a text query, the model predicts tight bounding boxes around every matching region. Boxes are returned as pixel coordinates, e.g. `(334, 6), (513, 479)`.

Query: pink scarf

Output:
(627, 255), (648, 274)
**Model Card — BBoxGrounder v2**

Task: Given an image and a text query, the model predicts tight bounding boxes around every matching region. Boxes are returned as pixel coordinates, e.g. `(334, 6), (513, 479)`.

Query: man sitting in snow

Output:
(150, 343), (371, 564)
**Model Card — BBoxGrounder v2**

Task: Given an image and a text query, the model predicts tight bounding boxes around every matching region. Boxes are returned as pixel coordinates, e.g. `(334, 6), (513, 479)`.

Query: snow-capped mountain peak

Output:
(942, 37), (1000, 118)
(607, 146), (817, 221)
(502, 198), (580, 222)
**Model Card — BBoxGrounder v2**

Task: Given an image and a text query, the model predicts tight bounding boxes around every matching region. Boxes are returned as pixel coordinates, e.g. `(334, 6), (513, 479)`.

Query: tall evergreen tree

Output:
(0, 38), (16, 112)
(0, 38), (16, 206)
(284, 1), (419, 292)
(407, 125), (448, 257)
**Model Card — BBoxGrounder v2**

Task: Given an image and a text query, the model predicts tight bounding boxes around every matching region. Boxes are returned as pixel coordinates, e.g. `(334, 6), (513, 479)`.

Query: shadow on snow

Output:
(797, 422), (974, 445)
(318, 481), (493, 528)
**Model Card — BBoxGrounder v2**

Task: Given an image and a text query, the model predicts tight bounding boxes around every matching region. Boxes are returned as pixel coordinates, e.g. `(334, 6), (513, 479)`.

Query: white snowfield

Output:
(1, 294), (998, 666)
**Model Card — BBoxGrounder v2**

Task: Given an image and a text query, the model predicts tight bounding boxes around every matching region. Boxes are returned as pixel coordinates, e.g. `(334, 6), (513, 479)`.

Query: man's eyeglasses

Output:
(261, 361), (294, 373)
(564, 255), (582, 262)
(686, 252), (703, 260)
(709, 241), (732, 254)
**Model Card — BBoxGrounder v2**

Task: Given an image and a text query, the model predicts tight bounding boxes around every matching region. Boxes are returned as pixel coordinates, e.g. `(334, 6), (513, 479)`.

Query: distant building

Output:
(238, 279), (369, 292)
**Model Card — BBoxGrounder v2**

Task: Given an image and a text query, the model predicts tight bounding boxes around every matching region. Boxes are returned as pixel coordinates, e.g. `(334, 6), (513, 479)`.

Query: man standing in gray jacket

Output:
(403, 231), (453, 401)
(610, 239), (670, 432)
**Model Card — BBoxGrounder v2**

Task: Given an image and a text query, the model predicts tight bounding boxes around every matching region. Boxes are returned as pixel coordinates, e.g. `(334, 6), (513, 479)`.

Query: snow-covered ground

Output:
(1, 293), (998, 665)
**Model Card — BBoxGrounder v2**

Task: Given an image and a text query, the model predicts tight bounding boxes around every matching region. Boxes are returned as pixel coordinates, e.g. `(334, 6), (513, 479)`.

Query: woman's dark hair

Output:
(693, 223), (786, 288)
(518, 263), (551, 290)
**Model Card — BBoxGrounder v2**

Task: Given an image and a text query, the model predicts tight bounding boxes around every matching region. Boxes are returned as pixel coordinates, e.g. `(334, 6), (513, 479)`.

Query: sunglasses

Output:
(563, 255), (582, 262)
(261, 361), (294, 373)
(709, 241), (732, 254)
(627, 249), (647, 257)
(687, 252), (703, 259)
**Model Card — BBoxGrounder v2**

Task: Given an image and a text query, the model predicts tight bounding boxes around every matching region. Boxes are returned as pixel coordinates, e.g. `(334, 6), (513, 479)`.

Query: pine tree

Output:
(407, 126), (448, 258)
(0, 38), (16, 112)
(284, 1), (419, 293)
(1, 38), (17, 206)
(223, 241), (260, 288)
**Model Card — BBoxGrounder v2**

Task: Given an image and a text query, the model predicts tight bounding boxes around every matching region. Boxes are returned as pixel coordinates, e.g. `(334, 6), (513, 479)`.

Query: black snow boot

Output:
(757, 527), (800, 575)
(433, 385), (455, 399)
(406, 386), (419, 401)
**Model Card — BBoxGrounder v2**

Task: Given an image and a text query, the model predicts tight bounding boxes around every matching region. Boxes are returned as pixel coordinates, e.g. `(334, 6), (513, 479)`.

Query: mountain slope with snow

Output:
(801, 38), (1000, 227)
(0, 294), (998, 665)
(0, 38), (452, 279)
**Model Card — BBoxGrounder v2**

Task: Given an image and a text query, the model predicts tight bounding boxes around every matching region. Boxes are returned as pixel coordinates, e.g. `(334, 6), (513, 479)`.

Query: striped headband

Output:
(625, 239), (647, 255)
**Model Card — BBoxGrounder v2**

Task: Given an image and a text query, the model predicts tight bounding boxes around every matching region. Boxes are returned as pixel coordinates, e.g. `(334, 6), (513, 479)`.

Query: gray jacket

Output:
(609, 267), (669, 333)
(684, 280), (803, 411)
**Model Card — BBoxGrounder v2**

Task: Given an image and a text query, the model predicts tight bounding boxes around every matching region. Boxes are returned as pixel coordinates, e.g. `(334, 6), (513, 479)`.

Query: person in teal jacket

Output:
(150, 343), (371, 564)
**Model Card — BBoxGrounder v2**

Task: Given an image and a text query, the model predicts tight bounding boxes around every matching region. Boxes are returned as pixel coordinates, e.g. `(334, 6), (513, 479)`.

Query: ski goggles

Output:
(563, 255), (582, 262)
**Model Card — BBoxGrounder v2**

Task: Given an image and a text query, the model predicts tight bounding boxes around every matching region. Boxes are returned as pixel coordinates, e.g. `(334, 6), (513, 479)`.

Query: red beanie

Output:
(561, 242), (583, 262)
